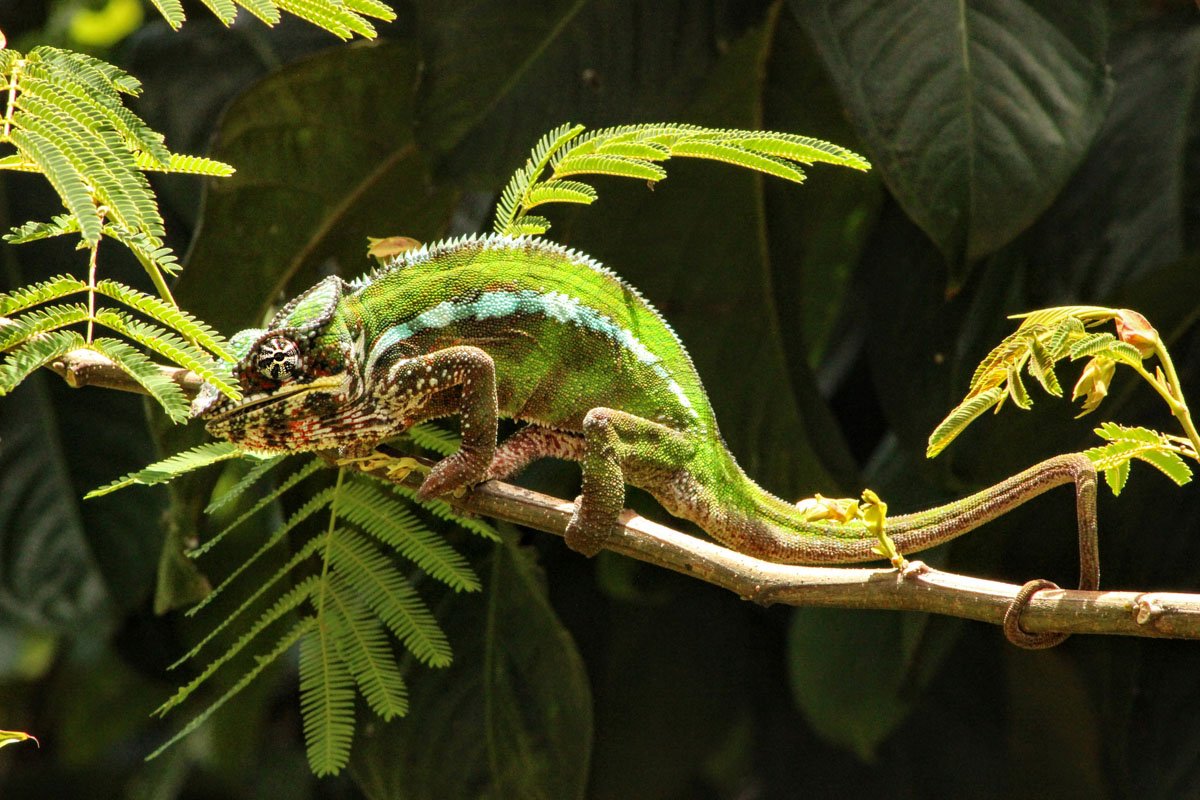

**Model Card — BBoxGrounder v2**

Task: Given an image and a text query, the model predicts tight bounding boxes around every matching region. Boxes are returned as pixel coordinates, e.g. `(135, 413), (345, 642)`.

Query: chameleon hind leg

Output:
(566, 408), (696, 556)
(378, 345), (499, 501)
(487, 425), (586, 480)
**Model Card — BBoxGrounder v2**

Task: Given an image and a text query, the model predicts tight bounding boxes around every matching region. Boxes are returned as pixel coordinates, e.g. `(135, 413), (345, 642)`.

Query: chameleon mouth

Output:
(198, 375), (344, 423)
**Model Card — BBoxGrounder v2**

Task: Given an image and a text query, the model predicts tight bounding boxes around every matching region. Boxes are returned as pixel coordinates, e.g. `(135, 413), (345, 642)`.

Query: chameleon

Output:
(192, 233), (1099, 648)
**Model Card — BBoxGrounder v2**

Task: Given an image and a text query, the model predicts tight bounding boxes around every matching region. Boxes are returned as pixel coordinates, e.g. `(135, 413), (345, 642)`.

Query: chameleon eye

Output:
(256, 336), (301, 382)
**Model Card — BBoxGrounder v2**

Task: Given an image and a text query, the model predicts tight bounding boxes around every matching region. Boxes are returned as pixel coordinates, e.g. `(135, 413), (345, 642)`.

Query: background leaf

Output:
(792, 0), (1112, 283)
(350, 535), (592, 800)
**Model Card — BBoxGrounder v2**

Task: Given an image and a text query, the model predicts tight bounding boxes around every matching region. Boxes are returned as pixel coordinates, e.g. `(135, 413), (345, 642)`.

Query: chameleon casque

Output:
(193, 233), (1099, 648)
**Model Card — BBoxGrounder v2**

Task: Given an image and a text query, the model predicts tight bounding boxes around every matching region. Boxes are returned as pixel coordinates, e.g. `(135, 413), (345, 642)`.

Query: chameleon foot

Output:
(1002, 579), (1069, 649)
(564, 497), (618, 557)
(416, 452), (490, 500)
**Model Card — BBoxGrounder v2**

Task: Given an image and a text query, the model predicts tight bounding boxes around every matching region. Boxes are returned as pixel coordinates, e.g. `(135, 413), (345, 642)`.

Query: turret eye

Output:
(256, 337), (301, 382)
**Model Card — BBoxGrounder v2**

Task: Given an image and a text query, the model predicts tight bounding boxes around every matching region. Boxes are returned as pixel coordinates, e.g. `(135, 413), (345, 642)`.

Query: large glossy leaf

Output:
(350, 536), (592, 799)
(792, 0), (1111, 283)
(177, 41), (459, 331)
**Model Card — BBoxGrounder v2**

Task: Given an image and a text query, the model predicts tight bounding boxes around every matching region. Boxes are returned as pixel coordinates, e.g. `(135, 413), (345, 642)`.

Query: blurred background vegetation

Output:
(2, 0), (1200, 797)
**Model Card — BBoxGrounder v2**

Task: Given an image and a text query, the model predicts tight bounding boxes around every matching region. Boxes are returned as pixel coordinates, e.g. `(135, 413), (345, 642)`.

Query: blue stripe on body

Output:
(365, 289), (698, 419)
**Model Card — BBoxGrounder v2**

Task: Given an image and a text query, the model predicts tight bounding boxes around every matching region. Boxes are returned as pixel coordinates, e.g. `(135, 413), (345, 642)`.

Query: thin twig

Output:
(0, 317), (202, 394)
(21, 347), (1200, 640)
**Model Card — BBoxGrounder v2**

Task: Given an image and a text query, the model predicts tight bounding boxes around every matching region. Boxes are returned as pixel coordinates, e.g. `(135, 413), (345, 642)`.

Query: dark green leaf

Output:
(350, 536), (592, 800)
(177, 41), (457, 333)
(793, 0), (1111, 282)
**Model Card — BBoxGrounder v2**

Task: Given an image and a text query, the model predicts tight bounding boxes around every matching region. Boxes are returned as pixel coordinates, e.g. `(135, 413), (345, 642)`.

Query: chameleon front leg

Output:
(567, 408), (695, 556)
(379, 345), (499, 501)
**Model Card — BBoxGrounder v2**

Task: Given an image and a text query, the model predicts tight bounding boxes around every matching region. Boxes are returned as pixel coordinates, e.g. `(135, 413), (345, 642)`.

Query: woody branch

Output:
(25, 345), (1200, 641)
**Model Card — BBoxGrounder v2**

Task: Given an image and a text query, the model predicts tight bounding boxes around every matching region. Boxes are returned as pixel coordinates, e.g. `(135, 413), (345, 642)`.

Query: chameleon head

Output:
(192, 276), (367, 453)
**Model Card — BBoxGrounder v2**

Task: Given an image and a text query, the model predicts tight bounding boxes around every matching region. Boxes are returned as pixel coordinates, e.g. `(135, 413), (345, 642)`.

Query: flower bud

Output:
(1072, 356), (1116, 416)
(1115, 309), (1159, 358)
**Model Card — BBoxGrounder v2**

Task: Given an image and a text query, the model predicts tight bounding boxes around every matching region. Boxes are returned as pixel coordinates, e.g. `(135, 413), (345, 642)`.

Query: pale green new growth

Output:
(929, 306), (1200, 495)
(493, 122), (870, 237)
(1086, 423), (1193, 495)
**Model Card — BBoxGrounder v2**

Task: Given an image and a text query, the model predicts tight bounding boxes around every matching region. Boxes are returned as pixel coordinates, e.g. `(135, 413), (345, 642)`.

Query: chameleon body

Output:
(194, 234), (1099, 646)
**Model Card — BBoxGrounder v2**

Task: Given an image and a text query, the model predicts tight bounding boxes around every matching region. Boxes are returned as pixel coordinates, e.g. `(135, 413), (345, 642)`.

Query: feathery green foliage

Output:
(140, 448), (494, 776)
(85, 442), (246, 498)
(0, 46), (239, 415)
(141, 0), (394, 38)
(493, 122), (870, 237)
(1085, 423), (1193, 495)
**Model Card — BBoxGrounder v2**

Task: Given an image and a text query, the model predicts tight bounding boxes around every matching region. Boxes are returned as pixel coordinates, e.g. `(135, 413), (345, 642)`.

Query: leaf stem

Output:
(2, 55), (21, 140)
(1131, 348), (1200, 458)
(86, 239), (100, 343)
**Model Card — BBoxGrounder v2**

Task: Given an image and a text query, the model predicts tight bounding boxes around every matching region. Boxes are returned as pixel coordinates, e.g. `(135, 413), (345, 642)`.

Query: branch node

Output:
(1135, 593), (1165, 626)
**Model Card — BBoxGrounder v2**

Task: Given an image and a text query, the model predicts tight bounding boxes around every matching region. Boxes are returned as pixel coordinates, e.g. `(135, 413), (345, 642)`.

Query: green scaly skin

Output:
(194, 234), (1100, 647)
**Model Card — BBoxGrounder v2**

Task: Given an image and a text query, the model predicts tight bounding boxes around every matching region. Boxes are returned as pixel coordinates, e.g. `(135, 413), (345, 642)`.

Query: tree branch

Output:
(27, 348), (1200, 640)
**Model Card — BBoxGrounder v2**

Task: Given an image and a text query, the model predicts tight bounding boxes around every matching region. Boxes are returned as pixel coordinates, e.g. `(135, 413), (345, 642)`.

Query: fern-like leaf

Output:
(90, 337), (189, 421)
(523, 180), (599, 210)
(133, 152), (235, 176)
(158, 577), (318, 715)
(4, 215), (81, 243)
(86, 442), (244, 498)
(199, 0), (239, 24)
(669, 140), (806, 183)
(1138, 448), (1193, 486)
(342, 0), (397, 20)
(0, 275), (87, 315)
(186, 488), (334, 619)
(93, 279), (230, 357)
(328, 528), (452, 667)
(553, 153), (669, 182)
(388, 483), (500, 542)
(0, 303), (90, 353)
(1084, 423), (1193, 495)
(926, 385), (1006, 458)
(205, 455), (287, 514)
(494, 122), (869, 238)
(299, 609), (357, 777)
(148, 0), (187, 27)
(235, 0), (283, 24)
(326, 574), (408, 720)
(148, 617), (315, 761)
(103, 224), (182, 279)
(405, 421), (460, 456)
(0, 329), (86, 394)
(191, 458), (324, 556)
(339, 479), (480, 592)
(93, 309), (239, 397)
(179, 534), (328, 658)
(8, 127), (100, 243)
